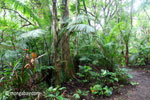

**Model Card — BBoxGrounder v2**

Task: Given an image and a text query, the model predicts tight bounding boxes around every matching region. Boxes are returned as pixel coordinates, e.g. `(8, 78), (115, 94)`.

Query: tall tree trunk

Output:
(52, 0), (61, 85)
(118, 0), (125, 65)
(125, 43), (129, 67)
(130, 0), (133, 28)
(61, 0), (75, 79)
(125, 0), (134, 67)
(76, 0), (80, 16)
(75, 0), (80, 56)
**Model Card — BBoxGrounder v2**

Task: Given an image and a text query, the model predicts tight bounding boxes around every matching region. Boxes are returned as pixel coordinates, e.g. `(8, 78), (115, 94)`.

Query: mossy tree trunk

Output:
(61, 0), (75, 79)
(52, 0), (61, 85)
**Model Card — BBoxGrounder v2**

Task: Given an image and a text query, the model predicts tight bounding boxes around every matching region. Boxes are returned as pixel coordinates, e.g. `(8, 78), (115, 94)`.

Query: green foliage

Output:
(44, 86), (68, 100)
(73, 89), (89, 100)
(89, 68), (131, 97)
(0, 0), (148, 99)
(96, 23), (122, 71)
(129, 39), (150, 65)
(68, 15), (96, 33)
(73, 93), (80, 100)
(5, 0), (40, 25)
(130, 81), (139, 86)
(90, 85), (113, 97)
(76, 65), (131, 97)
(20, 29), (46, 39)
(0, 91), (13, 100)
(100, 69), (119, 84)
(76, 65), (92, 83)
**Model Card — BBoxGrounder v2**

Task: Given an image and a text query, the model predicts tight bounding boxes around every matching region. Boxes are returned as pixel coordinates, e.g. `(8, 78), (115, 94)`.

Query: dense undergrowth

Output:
(0, 64), (132, 100)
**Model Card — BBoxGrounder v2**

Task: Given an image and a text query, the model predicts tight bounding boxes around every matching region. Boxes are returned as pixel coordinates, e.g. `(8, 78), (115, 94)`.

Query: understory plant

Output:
(44, 86), (68, 100)
(76, 65), (132, 97)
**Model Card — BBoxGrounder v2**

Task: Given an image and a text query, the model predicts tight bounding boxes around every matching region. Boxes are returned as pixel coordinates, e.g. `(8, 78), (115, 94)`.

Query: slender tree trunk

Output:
(118, 0), (125, 65)
(43, 35), (51, 65)
(52, 0), (61, 85)
(130, 0), (133, 28)
(125, 43), (129, 67)
(76, 0), (80, 16)
(61, 0), (75, 78)
(83, 0), (91, 25)
(75, 0), (80, 56)
(125, 0), (133, 67)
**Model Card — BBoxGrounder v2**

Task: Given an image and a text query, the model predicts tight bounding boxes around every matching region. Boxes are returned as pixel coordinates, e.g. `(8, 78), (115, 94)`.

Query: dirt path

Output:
(107, 68), (150, 100)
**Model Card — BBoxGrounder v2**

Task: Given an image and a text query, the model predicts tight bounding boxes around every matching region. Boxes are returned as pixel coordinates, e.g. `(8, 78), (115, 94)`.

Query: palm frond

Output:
(0, 43), (14, 50)
(68, 24), (95, 33)
(69, 15), (95, 25)
(106, 22), (123, 43)
(19, 29), (46, 39)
